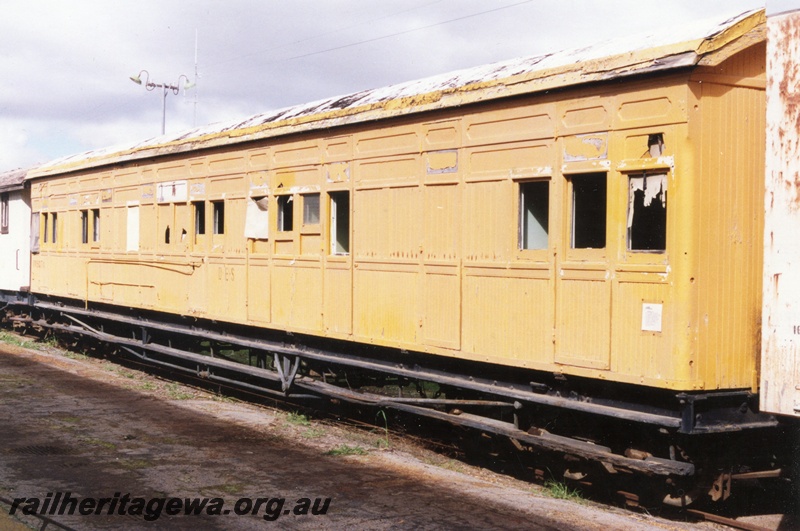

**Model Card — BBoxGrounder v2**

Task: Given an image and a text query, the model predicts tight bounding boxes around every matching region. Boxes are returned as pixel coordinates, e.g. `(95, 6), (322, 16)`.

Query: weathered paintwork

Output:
(28, 10), (764, 179)
(762, 6), (800, 417)
(26, 11), (768, 393)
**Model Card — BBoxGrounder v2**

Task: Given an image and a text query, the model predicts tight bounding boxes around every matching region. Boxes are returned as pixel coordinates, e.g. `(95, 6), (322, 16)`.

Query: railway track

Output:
(2, 325), (794, 530)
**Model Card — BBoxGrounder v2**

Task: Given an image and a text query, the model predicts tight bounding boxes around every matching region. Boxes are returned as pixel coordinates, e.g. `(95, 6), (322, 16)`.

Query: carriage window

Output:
(519, 181), (549, 250)
(244, 196), (269, 239)
(570, 173), (606, 249)
(329, 191), (350, 255)
(0, 192), (8, 234)
(195, 202), (205, 235)
(92, 209), (100, 242)
(277, 195), (293, 232)
(303, 193), (320, 225)
(212, 201), (225, 235)
(51, 212), (58, 244)
(30, 213), (40, 253)
(628, 173), (666, 252)
(81, 210), (89, 244)
(42, 213), (49, 243)
(193, 202), (206, 236)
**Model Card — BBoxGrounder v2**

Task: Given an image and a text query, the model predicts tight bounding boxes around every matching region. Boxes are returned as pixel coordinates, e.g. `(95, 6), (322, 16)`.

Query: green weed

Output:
(325, 444), (367, 456)
(543, 480), (583, 502)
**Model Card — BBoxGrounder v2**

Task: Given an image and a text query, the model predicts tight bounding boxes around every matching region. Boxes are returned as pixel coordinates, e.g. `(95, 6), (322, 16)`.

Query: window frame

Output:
(0, 192), (8, 235)
(567, 172), (607, 253)
(329, 190), (350, 256)
(625, 170), (668, 255)
(517, 179), (550, 253)
(277, 194), (294, 232)
(80, 209), (89, 245)
(212, 200), (225, 235)
(92, 208), (100, 244)
(51, 212), (58, 245)
(302, 193), (321, 227)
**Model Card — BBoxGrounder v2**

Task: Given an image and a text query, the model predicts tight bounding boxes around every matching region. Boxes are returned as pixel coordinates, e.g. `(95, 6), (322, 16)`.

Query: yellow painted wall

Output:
(29, 42), (766, 391)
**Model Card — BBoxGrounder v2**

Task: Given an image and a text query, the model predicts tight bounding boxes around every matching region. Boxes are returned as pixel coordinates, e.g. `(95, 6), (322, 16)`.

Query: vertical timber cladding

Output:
(763, 7), (800, 417)
(269, 140), (324, 334)
(422, 120), (461, 350)
(462, 103), (556, 366)
(353, 126), (422, 347)
(323, 136), (354, 338)
(245, 149), (271, 324)
(557, 100), (613, 370)
(205, 153), (248, 324)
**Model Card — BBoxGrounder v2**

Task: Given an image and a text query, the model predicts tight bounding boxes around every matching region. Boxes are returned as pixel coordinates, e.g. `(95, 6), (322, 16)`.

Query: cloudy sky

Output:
(0, 0), (765, 171)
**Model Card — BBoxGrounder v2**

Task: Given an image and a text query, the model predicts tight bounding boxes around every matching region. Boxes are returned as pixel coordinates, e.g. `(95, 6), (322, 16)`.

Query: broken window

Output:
(329, 191), (350, 255)
(303, 193), (320, 225)
(0, 192), (8, 234)
(570, 173), (606, 249)
(277, 195), (293, 232)
(628, 172), (667, 252)
(648, 133), (665, 158)
(80, 210), (89, 244)
(519, 181), (549, 250)
(244, 196), (270, 239)
(193, 202), (206, 236)
(212, 200), (225, 235)
(92, 209), (100, 242)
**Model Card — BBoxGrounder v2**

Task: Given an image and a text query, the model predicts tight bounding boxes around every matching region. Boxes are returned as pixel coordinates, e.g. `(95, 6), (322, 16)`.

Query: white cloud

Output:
(0, 0), (765, 170)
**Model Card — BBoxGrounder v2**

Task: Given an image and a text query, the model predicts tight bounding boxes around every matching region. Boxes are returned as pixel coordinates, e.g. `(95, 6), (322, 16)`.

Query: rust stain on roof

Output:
(28, 9), (766, 179)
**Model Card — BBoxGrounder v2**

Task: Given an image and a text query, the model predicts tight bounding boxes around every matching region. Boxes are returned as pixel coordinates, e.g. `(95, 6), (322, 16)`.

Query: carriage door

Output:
(554, 170), (612, 370)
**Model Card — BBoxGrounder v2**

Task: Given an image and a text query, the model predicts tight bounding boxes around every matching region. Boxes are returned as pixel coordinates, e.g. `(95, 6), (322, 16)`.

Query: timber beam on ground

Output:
(21, 301), (686, 429)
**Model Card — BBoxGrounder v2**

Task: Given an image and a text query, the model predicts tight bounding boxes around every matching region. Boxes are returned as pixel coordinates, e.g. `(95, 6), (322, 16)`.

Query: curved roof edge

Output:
(0, 168), (29, 192)
(28, 9), (765, 180)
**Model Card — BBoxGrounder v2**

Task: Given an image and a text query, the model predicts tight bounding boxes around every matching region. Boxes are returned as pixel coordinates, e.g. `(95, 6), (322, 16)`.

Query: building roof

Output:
(0, 168), (28, 192)
(28, 9), (765, 179)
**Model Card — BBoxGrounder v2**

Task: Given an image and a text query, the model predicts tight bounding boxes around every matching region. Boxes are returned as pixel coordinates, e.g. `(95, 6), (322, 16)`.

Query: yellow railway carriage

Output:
(28, 10), (766, 395)
(11, 9), (800, 504)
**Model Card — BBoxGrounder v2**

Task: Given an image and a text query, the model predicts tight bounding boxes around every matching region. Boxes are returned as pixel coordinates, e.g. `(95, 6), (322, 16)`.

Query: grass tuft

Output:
(325, 444), (367, 456)
(543, 479), (583, 502)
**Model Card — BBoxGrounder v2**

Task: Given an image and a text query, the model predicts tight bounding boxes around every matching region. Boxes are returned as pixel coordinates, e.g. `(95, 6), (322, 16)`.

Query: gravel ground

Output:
(0, 336), (739, 530)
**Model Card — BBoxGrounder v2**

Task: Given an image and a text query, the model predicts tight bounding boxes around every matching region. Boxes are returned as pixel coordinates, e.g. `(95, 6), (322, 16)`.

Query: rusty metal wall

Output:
(762, 6), (800, 417)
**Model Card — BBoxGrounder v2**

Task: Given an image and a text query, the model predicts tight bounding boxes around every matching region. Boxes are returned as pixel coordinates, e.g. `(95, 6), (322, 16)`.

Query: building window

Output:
(303, 193), (320, 225)
(277, 195), (293, 232)
(519, 181), (549, 250)
(628, 172), (667, 252)
(0, 192), (8, 234)
(570, 173), (606, 249)
(212, 201), (224, 235)
(329, 191), (350, 255)
(81, 210), (89, 244)
(92, 209), (100, 242)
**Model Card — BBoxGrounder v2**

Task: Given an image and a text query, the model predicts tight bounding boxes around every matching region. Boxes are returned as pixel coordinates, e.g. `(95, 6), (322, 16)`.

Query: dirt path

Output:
(0, 340), (715, 530)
